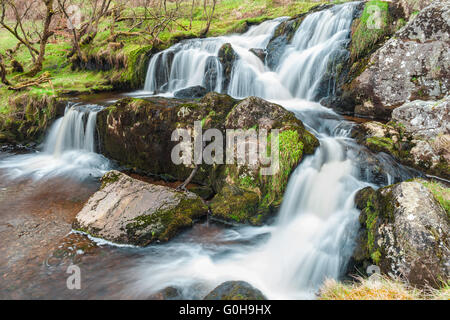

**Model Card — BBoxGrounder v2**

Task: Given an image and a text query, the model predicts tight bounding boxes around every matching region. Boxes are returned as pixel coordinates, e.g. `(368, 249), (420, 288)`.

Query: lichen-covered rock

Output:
(73, 170), (208, 246)
(353, 97), (450, 179)
(351, 1), (450, 119)
(391, 98), (450, 139)
(203, 281), (266, 300)
(392, 0), (434, 19)
(351, 180), (449, 287)
(217, 43), (237, 92)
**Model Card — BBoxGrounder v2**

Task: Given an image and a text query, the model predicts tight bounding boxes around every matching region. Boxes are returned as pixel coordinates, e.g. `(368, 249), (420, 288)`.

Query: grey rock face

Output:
(353, 96), (450, 179)
(353, 180), (449, 287)
(352, 1), (450, 119)
(73, 171), (208, 246)
(391, 98), (450, 139)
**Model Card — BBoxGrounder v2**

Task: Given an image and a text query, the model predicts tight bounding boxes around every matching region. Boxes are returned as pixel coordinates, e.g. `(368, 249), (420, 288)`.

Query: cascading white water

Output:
(143, 3), (355, 101)
(0, 104), (110, 180)
(121, 2), (419, 299)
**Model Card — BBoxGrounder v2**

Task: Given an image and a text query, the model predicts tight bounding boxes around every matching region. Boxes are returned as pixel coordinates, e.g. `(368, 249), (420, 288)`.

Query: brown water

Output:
(0, 161), (228, 299)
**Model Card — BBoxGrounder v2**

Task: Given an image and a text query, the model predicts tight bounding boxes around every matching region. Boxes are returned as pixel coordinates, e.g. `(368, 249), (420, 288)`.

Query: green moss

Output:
(125, 197), (208, 246)
(350, 0), (392, 62)
(420, 180), (450, 218)
(210, 185), (260, 224)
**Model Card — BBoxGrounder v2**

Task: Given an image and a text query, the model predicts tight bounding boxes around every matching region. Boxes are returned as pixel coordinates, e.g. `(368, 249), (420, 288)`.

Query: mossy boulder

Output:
(209, 96), (319, 225)
(73, 170), (208, 246)
(351, 180), (449, 288)
(204, 281), (266, 300)
(96, 92), (238, 185)
(96, 93), (319, 225)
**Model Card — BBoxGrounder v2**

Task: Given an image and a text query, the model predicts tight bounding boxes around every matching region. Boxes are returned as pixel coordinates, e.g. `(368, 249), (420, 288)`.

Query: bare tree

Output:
(200, 0), (216, 37)
(0, 0), (55, 76)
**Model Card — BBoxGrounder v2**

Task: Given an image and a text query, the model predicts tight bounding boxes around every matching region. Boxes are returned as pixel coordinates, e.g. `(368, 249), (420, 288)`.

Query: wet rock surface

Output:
(174, 85), (208, 99)
(73, 170), (208, 246)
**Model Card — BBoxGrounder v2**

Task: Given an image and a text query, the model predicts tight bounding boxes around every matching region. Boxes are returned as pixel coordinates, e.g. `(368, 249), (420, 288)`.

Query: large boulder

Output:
(203, 281), (266, 300)
(96, 93), (319, 225)
(209, 96), (319, 225)
(351, 1), (450, 119)
(353, 97), (450, 179)
(73, 171), (208, 246)
(351, 180), (449, 287)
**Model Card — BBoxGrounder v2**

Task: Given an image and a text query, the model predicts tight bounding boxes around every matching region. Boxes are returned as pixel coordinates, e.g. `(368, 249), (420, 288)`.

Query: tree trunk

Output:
(28, 0), (55, 77)
(0, 53), (10, 85)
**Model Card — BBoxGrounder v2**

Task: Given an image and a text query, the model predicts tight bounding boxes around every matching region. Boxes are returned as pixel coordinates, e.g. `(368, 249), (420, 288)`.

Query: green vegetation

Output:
(350, 0), (391, 62)
(420, 180), (450, 218)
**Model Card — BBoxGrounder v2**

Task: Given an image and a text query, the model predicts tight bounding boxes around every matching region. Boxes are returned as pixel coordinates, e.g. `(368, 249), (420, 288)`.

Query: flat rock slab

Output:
(73, 170), (208, 246)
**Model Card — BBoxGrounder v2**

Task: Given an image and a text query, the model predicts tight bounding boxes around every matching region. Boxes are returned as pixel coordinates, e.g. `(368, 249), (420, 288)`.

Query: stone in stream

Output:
(73, 170), (208, 246)
(217, 43), (237, 92)
(174, 85), (208, 99)
(351, 180), (450, 288)
(249, 48), (267, 63)
(203, 281), (267, 300)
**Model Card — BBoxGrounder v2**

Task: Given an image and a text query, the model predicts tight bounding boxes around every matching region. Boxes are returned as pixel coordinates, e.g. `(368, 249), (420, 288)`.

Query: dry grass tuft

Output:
(319, 276), (449, 300)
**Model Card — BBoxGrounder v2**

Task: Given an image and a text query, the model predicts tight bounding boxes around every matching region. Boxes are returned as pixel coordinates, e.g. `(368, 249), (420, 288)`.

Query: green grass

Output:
(420, 180), (450, 218)
(350, 0), (391, 62)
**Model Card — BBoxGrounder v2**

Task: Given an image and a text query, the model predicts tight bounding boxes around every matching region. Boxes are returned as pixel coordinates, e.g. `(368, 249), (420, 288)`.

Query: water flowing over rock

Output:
(351, 1), (450, 119)
(204, 281), (266, 300)
(0, 103), (110, 180)
(143, 2), (357, 102)
(352, 180), (449, 287)
(353, 96), (450, 179)
(73, 170), (208, 246)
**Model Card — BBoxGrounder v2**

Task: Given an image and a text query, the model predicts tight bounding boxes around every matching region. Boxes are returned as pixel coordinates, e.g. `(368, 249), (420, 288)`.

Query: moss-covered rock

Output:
(0, 92), (66, 145)
(73, 170), (208, 246)
(203, 281), (266, 300)
(96, 93), (319, 225)
(351, 180), (449, 288)
(217, 43), (237, 92)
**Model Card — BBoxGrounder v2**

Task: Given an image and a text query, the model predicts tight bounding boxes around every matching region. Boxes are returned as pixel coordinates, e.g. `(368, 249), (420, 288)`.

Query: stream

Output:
(0, 2), (421, 299)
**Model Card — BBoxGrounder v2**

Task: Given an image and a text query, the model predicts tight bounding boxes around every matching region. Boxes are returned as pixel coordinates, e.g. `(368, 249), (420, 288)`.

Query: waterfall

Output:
(120, 2), (420, 299)
(0, 104), (110, 181)
(143, 3), (355, 101)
